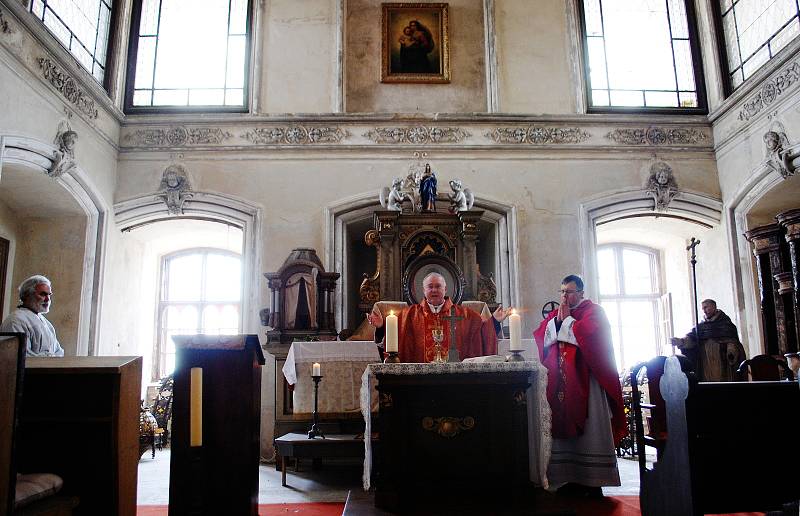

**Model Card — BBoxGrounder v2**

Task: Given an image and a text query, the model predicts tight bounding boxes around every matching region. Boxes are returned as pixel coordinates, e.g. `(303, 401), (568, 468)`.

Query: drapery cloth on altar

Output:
(284, 270), (317, 329)
(283, 341), (380, 413)
(394, 298), (497, 363)
(360, 361), (552, 491)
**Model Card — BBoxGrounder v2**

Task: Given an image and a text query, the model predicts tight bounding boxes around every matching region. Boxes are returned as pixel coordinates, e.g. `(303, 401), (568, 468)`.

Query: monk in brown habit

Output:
(368, 272), (512, 362)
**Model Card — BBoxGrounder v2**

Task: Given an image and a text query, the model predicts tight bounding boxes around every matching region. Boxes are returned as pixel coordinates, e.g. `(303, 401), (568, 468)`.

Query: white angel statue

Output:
(379, 177), (406, 211)
(448, 179), (474, 212)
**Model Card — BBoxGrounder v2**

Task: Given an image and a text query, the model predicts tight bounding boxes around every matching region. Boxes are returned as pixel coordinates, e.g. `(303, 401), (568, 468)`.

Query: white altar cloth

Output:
(283, 340), (380, 413)
(360, 359), (552, 491)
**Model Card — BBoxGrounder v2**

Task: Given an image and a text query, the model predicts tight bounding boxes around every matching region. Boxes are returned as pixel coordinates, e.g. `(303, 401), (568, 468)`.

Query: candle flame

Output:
(511, 308), (516, 315)
(389, 310), (394, 316)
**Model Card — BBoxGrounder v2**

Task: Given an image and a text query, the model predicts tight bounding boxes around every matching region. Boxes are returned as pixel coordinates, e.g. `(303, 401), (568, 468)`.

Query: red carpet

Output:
(137, 498), (765, 515)
(137, 503), (345, 515)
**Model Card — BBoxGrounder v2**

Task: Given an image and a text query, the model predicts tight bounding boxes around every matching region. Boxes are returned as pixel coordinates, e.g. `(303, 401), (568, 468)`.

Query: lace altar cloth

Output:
(359, 359), (552, 490)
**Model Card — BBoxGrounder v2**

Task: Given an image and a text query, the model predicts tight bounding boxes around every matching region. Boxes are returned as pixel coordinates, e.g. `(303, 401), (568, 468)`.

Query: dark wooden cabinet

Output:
(17, 356), (142, 516)
(373, 370), (530, 511)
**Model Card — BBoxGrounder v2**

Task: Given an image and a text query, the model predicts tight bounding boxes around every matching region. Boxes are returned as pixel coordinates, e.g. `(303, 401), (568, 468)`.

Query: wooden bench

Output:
(274, 433), (367, 487)
(638, 356), (800, 515)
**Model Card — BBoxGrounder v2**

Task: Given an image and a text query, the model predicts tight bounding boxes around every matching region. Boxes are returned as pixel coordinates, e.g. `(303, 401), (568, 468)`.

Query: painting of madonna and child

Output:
(382, 3), (450, 83)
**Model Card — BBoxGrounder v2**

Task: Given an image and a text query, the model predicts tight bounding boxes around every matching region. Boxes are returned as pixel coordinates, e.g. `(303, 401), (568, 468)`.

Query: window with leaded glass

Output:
(29, 0), (114, 84)
(597, 244), (663, 372)
(717, 0), (800, 91)
(125, 0), (251, 111)
(155, 249), (242, 379)
(579, 0), (706, 112)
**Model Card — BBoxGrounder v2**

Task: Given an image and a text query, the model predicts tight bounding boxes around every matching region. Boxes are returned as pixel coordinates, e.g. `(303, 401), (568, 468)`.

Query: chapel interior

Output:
(1, 0), (800, 514)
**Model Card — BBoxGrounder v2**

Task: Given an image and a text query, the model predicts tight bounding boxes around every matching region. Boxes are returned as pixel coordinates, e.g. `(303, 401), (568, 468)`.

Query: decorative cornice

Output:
(605, 126), (707, 146)
(363, 126), (470, 144)
(0, 8), (13, 34)
(37, 57), (98, 119)
(124, 126), (232, 146)
(485, 126), (590, 144)
(242, 125), (348, 144)
(738, 62), (800, 122)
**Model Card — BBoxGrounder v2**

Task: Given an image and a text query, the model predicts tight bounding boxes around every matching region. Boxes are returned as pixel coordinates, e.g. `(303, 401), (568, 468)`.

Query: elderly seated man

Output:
(367, 271), (511, 362)
(1, 275), (63, 357)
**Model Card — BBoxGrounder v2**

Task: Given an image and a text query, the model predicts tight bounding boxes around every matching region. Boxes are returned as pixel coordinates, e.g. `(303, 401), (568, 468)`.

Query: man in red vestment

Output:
(533, 275), (626, 496)
(368, 272), (510, 362)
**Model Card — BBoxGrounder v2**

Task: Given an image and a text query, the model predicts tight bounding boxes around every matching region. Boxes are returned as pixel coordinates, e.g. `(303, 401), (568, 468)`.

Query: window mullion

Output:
(664, 0), (680, 107)
(597, 0), (613, 102)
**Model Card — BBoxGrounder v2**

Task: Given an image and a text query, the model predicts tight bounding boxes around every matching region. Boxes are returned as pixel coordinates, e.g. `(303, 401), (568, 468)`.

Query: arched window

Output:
(125, 0), (252, 111)
(597, 244), (663, 372)
(155, 248), (242, 378)
(578, 0), (706, 112)
(715, 0), (800, 92)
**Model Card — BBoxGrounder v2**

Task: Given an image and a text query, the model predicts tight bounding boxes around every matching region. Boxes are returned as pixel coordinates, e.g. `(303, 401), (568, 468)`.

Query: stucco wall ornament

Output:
(364, 126), (470, 144)
(242, 126), (348, 145)
(37, 58), (98, 119)
(606, 127), (707, 146)
(763, 128), (794, 179)
(485, 126), (589, 144)
(739, 62), (800, 122)
(1, 8), (14, 33)
(125, 126), (232, 147)
(448, 179), (474, 212)
(156, 164), (193, 215)
(48, 121), (77, 178)
(646, 162), (678, 211)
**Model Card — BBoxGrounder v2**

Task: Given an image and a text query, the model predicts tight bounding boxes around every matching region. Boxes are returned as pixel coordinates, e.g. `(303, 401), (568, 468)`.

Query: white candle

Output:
(312, 362), (321, 376)
(385, 311), (398, 353)
(190, 367), (203, 447)
(509, 309), (522, 351)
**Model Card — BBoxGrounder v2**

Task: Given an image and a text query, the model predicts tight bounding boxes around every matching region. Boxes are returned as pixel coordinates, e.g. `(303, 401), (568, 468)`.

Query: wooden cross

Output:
(441, 306), (465, 363)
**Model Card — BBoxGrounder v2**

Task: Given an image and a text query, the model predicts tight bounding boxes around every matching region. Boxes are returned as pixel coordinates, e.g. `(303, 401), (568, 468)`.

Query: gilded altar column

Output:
(777, 208), (800, 353)
(745, 224), (788, 355)
(458, 211), (482, 300)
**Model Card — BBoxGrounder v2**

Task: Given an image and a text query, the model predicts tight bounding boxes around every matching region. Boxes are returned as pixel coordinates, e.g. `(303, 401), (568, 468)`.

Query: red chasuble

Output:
(533, 300), (626, 445)
(397, 298), (498, 363)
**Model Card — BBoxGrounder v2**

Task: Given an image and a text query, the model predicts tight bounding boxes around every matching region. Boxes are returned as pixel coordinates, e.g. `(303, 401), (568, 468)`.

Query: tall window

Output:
(126, 0), (251, 111)
(597, 244), (663, 372)
(30, 0), (114, 84)
(155, 249), (242, 379)
(579, 0), (705, 111)
(717, 0), (800, 91)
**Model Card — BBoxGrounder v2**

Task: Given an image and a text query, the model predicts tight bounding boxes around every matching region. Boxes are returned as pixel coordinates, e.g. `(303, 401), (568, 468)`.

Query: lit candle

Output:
(312, 362), (321, 376)
(190, 367), (203, 447)
(509, 309), (522, 351)
(385, 310), (398, 353)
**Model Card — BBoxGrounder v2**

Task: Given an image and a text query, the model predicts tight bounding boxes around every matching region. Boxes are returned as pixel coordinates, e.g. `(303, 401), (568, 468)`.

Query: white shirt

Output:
(0, 307), (64, 357)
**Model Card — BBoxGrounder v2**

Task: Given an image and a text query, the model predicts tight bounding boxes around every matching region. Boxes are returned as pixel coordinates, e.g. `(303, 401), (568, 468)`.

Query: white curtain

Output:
(284, 269), (318, 329)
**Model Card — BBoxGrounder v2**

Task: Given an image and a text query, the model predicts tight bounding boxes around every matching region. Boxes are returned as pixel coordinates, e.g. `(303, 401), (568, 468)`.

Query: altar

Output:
(359, 351), (551, 511)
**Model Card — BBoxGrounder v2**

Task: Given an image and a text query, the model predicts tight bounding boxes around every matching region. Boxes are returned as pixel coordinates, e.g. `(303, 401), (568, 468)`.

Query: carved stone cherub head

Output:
(646, 162), (678, 211)
(59, 130), (78, 155)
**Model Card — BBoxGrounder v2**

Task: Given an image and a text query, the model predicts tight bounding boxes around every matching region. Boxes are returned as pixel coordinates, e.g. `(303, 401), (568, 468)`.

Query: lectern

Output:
(169, 335), (265, 516)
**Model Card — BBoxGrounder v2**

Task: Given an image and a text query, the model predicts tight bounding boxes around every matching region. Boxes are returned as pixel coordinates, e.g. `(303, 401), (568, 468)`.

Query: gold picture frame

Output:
(381, 3), (450, 84)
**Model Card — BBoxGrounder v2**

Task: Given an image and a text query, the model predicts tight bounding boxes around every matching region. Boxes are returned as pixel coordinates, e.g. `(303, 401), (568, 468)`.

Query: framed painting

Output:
(381, 3), (450, 84)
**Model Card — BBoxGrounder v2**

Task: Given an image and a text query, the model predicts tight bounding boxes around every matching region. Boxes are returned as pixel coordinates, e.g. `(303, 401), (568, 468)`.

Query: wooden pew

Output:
(638, 356), (800, 515)
(17, 356), (141, 516)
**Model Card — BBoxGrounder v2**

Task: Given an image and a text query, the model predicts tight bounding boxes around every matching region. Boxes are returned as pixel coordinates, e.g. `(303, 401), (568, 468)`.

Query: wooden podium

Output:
(169, 335), (265, 516)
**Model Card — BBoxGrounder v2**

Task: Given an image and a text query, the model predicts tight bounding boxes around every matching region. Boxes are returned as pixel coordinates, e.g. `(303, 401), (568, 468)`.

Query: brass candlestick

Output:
(384, 351), (400, 363)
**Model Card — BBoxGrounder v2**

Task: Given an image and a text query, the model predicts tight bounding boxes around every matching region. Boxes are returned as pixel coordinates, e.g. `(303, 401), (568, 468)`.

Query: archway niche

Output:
(325, 193), (518, 333)
(0, 135), (107, 356)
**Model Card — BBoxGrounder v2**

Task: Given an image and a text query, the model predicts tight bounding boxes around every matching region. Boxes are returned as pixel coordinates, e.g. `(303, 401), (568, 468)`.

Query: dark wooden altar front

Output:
(373, 370), (531, 511)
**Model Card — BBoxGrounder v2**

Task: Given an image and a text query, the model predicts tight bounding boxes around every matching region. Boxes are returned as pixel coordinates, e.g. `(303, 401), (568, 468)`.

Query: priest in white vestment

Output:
(1, 275), (63, 357)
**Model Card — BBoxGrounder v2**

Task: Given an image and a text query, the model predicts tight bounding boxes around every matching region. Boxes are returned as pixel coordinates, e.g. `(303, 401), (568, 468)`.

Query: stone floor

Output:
(136, 449), (644, 506)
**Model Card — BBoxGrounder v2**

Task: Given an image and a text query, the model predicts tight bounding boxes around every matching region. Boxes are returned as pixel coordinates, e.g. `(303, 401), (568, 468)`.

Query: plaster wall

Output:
(0, 13), (120, 205)
(494, 0), (575, 114)
(0, 197), (22, 318)
(116, 152), (720, 337)
(345, 0), (487, 113)
(260, 0), (338, 113)
(10, 216), (86, 355)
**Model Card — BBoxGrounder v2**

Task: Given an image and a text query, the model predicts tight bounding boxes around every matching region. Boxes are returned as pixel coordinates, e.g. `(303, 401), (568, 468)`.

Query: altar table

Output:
(360, 357), (552, 506)
(282, 340), (381, 413)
